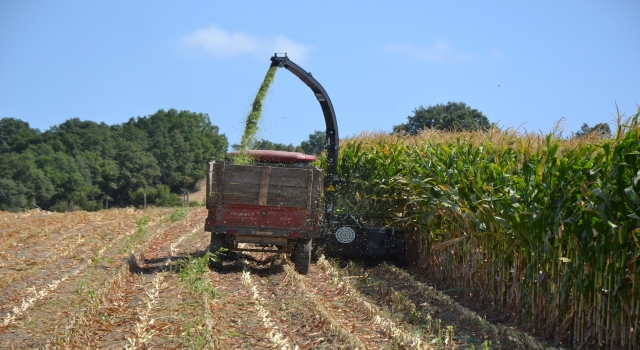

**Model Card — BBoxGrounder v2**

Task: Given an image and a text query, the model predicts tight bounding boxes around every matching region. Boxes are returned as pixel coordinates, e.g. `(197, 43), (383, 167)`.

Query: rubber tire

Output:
(294, 238), (312, 274)
(208, 233), (225, 270)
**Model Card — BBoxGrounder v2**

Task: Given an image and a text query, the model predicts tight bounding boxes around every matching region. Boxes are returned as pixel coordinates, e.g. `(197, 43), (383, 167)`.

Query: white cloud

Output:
(383, 39), (477, 62)
(181, 25), (312, 62)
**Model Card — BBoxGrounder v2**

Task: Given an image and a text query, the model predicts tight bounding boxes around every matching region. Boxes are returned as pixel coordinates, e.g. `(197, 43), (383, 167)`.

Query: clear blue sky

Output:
(1, 1), (638, 147)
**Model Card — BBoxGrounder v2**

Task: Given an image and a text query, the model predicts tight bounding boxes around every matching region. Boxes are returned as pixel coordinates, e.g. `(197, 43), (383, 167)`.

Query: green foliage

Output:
(575, 122), (612, 138)
(121, 215), (152, 253)
(0, 118), (40, 153)
(183, 321), (211, 350)
(339, 112), (640, 347)
(130, 185), (182, 207)
(174, 253), (221, 299)
(126, 109), (227, 192)
(49, 200), (71, 213)
(393, 102), (490, 134)
(300, 130), (326, 155)
(112, 138), (161, 199)
(0, 151), (53, 208)
(42, 118), (116, 158)
(156, 185), (182, 207)
(129, 187), (157, 206)
(135, 216), (151, 231)
(170, 207), (187, 222)
(35, 150), (89, 206)
(0, 108), (227, 211)
(77, 199), (104, 212)
(0, 178), (28, 212)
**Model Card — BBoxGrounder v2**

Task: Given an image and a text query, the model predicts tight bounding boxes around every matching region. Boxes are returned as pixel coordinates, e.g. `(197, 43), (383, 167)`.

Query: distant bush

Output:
(129, 187), (157, 206)
(50, 200), (70, 213)
(155, 185), (182, 207)
(129, 185), (181, 208)
(77, 200), (104, 212)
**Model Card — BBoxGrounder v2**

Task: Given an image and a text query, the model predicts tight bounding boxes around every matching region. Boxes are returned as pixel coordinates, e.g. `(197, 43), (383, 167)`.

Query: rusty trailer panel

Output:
(205, 204), (321, 238)
(205, 161), (323, 239)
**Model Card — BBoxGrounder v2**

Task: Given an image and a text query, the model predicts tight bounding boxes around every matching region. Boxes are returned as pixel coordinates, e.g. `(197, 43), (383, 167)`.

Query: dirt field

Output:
(0, 208), (555, 349)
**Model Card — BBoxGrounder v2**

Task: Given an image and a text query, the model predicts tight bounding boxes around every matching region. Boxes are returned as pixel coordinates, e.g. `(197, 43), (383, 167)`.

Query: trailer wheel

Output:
(294, 238), (312, 274)
(208, 233), (226, 270)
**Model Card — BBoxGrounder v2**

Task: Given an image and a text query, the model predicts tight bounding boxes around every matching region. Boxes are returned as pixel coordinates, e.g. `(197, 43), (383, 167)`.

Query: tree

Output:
(126, 109), (228, 192)
(393, 102), (490, 135)
(0, 110), (227, 210)
(74, 151), (119, 201)
(575, 122), (612, 138)
(0, 178), (28, 212)
(300, 130), (326, 155)
(41, 118), (116, 158)
(0, 118), (40, 153)
(0, 150), (54, 207)
(113, 138), (161, 202)
(34, 150), (89, 209)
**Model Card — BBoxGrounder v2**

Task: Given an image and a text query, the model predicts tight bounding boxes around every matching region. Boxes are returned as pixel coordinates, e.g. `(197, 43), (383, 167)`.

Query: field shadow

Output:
(214, 252), (287, 277)
(126, 249), (208, 275)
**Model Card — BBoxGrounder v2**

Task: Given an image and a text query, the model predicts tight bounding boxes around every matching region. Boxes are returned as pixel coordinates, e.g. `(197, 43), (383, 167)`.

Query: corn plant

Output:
(335, 111), (640, 349)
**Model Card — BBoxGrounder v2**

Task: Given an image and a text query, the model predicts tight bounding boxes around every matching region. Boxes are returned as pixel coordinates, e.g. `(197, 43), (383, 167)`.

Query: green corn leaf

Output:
(624, 186), (640, 205)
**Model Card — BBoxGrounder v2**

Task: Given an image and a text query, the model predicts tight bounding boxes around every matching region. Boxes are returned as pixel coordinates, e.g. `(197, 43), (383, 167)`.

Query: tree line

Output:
(0, 109), (227, 212)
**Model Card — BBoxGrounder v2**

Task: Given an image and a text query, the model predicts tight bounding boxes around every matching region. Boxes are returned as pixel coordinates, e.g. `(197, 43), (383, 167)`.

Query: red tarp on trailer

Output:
(228, 150), (315, 163)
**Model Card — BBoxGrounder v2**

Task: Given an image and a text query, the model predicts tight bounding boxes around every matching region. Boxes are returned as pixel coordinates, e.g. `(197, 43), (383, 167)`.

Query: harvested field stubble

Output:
(60, 211), (206, 349)
(0, 208), (201, 348)
(0, 207), (557, 349)
(0, 209), (164, 326)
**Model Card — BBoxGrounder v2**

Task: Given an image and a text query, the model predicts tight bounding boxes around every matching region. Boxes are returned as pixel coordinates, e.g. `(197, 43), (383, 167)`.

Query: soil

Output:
(0, 208), (558, 349)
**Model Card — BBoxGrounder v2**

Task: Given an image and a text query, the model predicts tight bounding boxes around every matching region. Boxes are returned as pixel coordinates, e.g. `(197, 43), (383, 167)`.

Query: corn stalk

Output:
(336, 111), (640, 349)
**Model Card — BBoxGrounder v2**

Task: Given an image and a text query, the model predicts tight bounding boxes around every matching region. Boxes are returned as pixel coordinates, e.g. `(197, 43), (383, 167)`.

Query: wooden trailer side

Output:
(207, 163), (322, 210)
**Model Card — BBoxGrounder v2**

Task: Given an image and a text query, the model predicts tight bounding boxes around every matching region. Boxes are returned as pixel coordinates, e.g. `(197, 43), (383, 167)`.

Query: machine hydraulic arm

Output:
(270, 53), (340, 220)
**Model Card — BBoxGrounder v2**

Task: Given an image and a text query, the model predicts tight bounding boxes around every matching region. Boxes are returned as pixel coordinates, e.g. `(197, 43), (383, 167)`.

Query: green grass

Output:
(169, 208), (187, 222)
(120, 215), (152, 253)
(173, 253), (221, 299)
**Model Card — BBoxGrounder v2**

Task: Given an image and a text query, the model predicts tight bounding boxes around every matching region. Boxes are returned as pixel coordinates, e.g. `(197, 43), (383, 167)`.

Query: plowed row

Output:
(0, 209), (554, 349)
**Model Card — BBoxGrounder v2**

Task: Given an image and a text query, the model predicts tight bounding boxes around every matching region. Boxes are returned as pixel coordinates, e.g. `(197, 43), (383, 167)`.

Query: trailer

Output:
(205, 150), (323, 273)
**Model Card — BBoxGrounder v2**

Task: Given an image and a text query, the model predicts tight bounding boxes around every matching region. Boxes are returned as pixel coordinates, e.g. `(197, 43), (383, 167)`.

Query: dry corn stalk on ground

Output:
(0, 208), (557, 349)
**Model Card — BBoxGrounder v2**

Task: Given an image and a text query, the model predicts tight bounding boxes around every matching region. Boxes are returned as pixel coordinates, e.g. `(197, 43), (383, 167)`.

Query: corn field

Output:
(336, 111), (640, 349)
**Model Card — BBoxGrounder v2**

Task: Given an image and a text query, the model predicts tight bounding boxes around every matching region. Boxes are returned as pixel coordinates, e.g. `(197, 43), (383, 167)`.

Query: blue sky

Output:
(1, 1), (638, 147)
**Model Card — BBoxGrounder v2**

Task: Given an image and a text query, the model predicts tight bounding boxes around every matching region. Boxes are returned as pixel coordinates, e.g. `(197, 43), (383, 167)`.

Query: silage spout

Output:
(270, 53), (288, 67)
